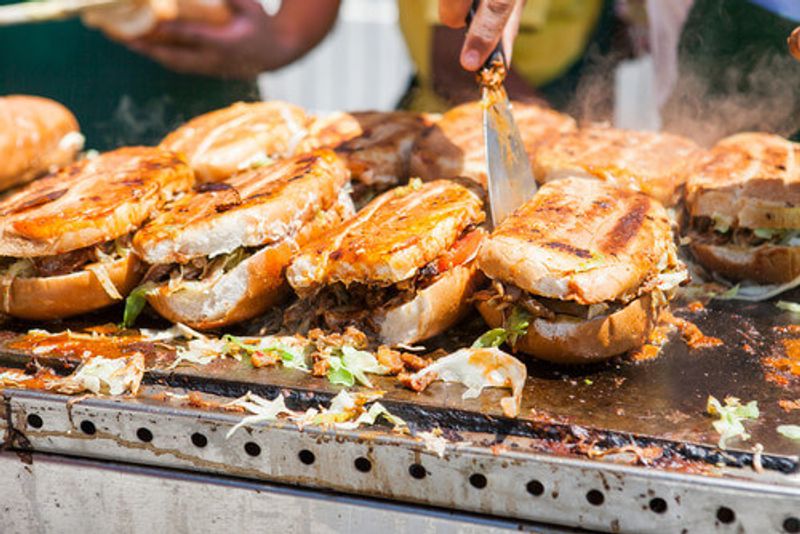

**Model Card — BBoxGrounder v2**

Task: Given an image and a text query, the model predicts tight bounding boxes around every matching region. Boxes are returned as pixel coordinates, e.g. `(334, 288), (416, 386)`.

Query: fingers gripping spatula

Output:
(467, 1), (537, 229)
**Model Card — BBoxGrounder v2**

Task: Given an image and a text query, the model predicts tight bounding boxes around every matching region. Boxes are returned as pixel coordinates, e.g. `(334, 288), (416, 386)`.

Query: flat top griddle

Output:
(1, 296), (798, 469)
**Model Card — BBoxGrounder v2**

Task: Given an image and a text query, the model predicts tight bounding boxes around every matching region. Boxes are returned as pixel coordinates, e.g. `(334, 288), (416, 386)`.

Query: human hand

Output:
(124, 0), (340, 79)
(438, 0), (525, 72)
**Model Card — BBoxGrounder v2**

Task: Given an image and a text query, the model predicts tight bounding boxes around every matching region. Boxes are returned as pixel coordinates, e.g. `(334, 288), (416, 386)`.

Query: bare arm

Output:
(123, 0), (341, 79)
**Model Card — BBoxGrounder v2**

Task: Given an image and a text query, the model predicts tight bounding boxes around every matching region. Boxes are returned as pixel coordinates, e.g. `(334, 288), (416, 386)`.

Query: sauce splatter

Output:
(778, 399), (800, 412)
(663, 313), (723, 349)
(630, 322), (672, 362)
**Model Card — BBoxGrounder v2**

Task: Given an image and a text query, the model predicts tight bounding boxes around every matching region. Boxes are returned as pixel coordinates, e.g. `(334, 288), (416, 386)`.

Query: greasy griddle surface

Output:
(1, 298), (799, 463)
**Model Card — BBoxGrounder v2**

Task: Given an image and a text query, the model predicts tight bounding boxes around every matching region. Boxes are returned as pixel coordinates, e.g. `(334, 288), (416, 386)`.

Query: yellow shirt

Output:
(397, 0), (603, 111)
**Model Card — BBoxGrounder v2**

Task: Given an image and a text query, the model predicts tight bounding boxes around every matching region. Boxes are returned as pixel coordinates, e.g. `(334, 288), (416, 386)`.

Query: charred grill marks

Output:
(600, 197), (649, 255)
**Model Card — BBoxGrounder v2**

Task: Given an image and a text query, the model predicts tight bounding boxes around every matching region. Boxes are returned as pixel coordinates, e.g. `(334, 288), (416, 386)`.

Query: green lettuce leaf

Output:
(776, 301), (800, 314)
(472, 328), (508, 348)
(326, 346), (388, 388)
(121, 282), (156, 329)
(777, 425), (800, 441)
(472, 306), (532, 349)
(707, 396), (759, 449)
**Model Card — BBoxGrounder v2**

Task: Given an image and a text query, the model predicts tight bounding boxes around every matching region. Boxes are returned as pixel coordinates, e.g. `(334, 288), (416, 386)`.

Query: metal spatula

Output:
(467, 2), (537, 228)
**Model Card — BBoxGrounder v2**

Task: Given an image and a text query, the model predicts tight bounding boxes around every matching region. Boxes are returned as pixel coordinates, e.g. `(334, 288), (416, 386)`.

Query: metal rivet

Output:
(408, 463), (426, 479)
(649, 497), (667, 514)
(526, 480), (545, 496)
(191, 432), (207, 448)
(298, 449), (315, 465)
(469, 474), (487, 489)
(354, 457), (372, 473)
(586, 490), (604, 506)
(26, 414), (43, 429)
(717, 507), (735, 524)
(244, 442), (261, 457)
(784, 517), (800, 533)
(80, 420), (96, 435)
(136, 427), (153, 443)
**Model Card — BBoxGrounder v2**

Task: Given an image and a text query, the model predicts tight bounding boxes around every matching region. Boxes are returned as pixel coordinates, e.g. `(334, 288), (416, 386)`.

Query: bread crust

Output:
(133, 149), (351, 265)
(0, 252), (143, 320)
(146, 194), (354, 330)
(0, 95), (81, 191)
(690, 240), (800, 284)
(534, 125), (703, 206)
(160, 101), (311, 182)
(287, 179), (485, 293)
(377, 262), (482, 345)
(0, 147), (194, 257)
(409, 100), (575, 188)
(476, 293), (660, 364)
(686, 133), (800, 229)
(477, 177), (677, 305)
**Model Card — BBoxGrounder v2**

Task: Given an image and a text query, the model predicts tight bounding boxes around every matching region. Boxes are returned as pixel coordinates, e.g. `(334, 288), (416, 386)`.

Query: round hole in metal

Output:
(717, 507), (735, 524)
(26, 414), (43, 429)
(354, 457), (372, 473)
(526, 480), (545, 496)
(244, 442), (261, 457)
(136, 427), (153, 443)
(408, 463), (426, 479)
(80, 420), (96, 435)
(649, 497), (668, 514)
(784, 517), (800, 533)
(298, 449), (315, 465)
(586, 490), (604, 506)
(191, 432), (208, 448)
(469, 473), (487, 489)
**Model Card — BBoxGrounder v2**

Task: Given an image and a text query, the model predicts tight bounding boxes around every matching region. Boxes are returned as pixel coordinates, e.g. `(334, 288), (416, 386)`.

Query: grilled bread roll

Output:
(476, 177), (687, 364)
(307, 111), (435, 200)
(161, 101), (312, 183)
(685, 132), (800, 284)
(409, 100), (575, 188)
(134, 149), (354, 330)
(533, 125), (705, 206)
(0, 147), (194, 320)
(0, 95), (82, 192)
(287, 179), (486, 345)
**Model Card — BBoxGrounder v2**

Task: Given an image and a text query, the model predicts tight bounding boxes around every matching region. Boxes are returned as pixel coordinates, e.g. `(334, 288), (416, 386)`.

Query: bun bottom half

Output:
(377, 263), (483, 346)
(476, 293), (660, 364)
(690, 241), (800, 285)
(2, 253), (143, 320)
(147, 239), (293, 331)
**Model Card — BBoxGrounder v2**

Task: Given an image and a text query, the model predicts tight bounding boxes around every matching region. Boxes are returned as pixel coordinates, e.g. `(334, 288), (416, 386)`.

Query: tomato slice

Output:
(436, 228), (486, 273)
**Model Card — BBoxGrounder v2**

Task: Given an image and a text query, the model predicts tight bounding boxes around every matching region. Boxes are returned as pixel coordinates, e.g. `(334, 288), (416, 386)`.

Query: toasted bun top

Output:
(410, 100), (575, 187)
(686, 132), (800, 229)
(0, 147), (194, 257)
(307, 111), (434, 187)
(133, 149), (352, 264)
(287, 179), (485, 293)
(160, 101), (311, 182)
(533, 125), (703, 205)
(0, 95), (81, 186)
(478, 177), (676, 304)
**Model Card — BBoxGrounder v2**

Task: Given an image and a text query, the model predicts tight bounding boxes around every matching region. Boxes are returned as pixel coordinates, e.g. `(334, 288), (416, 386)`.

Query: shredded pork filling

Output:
(142, 246), (258, 289)
(284, 227), (478, 333)
(475, 261), (685, 322)
(691, 216), (800, 248)
(0, 235), (133, 279)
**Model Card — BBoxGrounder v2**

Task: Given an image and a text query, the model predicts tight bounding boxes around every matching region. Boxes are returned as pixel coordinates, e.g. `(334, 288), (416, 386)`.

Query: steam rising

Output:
(661, 50), (800, 146)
